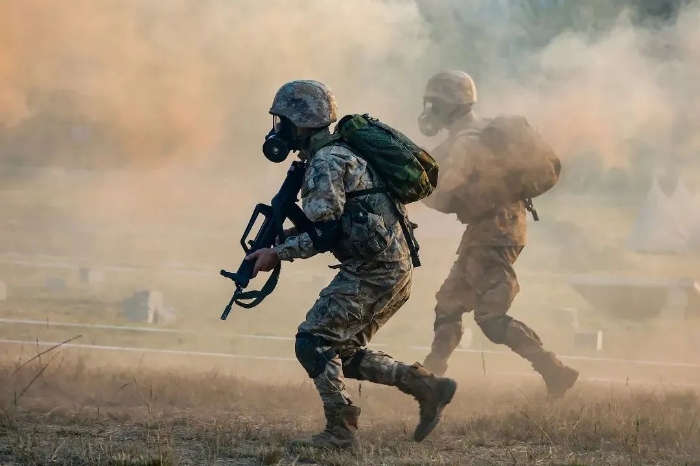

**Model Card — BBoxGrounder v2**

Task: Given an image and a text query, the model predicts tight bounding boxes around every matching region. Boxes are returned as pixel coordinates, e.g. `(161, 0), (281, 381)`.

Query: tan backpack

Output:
(478, 114), (561, 220)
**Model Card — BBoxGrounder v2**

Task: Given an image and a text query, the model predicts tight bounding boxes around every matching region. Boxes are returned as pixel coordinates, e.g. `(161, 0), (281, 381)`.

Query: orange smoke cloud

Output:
(0, 0), (225, 166)
(0, 0), (431, 170)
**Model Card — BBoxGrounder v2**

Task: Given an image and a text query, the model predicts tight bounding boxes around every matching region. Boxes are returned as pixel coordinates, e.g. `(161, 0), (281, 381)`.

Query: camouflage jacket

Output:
(274, 141), (411, 264)
(423, 111), (527, 249)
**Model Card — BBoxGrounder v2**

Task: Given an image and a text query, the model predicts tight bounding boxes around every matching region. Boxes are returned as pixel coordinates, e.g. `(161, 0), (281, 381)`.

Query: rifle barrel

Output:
(220, 286), (243, 320)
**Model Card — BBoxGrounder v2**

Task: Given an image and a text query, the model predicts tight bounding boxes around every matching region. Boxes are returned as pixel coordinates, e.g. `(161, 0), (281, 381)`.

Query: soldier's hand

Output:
(245, 248), (281, 278)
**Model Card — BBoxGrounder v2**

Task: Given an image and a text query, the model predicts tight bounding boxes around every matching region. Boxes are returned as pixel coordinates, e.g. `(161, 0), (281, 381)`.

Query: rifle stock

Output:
(219, 160), (309, 320)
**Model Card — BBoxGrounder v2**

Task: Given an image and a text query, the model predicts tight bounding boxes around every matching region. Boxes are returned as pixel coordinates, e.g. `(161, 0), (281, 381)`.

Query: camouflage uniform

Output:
(420, 71), (578, 397)
(270, 80), (457, 451)
(276, 141), (415, 408)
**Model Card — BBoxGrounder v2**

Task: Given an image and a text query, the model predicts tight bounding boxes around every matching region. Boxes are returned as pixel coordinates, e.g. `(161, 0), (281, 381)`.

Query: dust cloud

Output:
(0, 0), (439, 244)
(418, 0), (700, 176)
(3, 1), (699, 202)
(0, 0), (430, 167)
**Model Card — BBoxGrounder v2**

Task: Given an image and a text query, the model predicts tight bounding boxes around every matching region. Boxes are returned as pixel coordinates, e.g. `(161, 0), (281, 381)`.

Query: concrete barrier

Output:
(569, 275), (700, 321)
(79, 267), (105, 285)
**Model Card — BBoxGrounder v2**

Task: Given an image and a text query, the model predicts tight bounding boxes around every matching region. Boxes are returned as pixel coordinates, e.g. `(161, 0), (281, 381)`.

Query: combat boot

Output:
(531, 351), (579, 398)
(289, 404), (361, 452)
(395, 363), (457, 442)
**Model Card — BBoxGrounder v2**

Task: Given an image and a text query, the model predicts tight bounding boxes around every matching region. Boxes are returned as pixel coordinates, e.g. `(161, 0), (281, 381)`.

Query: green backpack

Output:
(312, 114), (439, 204)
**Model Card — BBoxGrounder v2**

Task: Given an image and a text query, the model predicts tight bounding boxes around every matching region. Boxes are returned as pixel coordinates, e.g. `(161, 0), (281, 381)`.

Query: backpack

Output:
(312, 114), (439, 204)
(310, 113), (436, 267)
(478, 114), (561, 201)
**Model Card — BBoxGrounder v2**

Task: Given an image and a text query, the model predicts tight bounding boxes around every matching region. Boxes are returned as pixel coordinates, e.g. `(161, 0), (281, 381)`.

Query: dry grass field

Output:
(2, 350), (700, 466)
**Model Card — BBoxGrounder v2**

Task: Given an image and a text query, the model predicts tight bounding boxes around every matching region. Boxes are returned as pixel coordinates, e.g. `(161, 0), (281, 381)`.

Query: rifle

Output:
(219, 160), (311, 320)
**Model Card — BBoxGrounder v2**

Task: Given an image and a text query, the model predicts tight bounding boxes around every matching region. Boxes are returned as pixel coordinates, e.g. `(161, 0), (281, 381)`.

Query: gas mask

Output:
(417, 100), (442, 137)
(262, 115), (297, 163)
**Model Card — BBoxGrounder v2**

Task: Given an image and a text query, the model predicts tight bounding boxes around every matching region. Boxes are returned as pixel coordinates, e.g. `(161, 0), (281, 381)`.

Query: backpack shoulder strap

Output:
(346, 187), (387, 198)
(308, 132), (343, 157)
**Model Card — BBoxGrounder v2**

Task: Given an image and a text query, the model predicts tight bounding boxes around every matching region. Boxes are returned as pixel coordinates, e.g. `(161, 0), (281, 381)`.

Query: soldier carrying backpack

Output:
(417, 70), (579, 398)
(245, 79), (456, 451)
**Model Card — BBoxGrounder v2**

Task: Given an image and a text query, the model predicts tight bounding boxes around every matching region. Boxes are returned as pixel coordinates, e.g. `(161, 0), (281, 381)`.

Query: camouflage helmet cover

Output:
(269, 80), (338, 129)
(424, 70), (477, 105)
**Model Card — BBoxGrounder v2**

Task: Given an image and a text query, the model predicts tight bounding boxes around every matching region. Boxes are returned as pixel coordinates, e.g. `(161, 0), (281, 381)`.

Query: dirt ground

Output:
(1, 347), (700, 466)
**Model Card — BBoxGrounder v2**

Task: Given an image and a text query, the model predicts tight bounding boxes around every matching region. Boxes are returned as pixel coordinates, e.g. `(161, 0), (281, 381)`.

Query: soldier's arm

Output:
(273, 148), (346, 261)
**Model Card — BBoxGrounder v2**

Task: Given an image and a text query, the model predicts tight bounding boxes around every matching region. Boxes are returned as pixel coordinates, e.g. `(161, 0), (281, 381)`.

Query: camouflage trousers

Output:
(425, 246), (548, 375)
(297, 258), (413, 408)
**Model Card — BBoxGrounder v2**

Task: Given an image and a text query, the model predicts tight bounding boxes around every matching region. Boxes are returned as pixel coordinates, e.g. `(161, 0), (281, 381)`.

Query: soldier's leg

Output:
(289, 271), (373, 452)
(470, 247), (578, 398)
(337, 272), (456, 442)
(341, 347), (456, 442)
(292, 333), (360, 451)
(423, 251), (474, 376)
(291, 261), (434, 449)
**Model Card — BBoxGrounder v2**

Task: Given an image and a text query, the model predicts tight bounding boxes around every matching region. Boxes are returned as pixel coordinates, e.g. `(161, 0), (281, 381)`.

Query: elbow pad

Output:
(308, 219), (342, 252)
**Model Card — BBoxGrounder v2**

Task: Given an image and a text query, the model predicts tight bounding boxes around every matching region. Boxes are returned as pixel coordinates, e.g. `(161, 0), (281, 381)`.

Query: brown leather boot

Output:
(289, 404), (361, 452)
(531, 351), (579, 398)
(395, 363), (457, 442)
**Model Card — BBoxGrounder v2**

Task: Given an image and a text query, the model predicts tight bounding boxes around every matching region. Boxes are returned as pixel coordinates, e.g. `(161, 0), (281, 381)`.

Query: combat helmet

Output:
(269, 80), (338, 129)
(424, 70), (477, 105)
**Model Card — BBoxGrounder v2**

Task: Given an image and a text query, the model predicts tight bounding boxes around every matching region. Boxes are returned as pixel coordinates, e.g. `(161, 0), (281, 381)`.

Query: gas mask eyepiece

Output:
(417, 100), (441, 137)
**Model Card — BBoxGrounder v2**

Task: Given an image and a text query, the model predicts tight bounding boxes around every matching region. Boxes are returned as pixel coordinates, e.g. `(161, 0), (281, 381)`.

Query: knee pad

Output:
(478, 315), (513, 344)
(341, 349), (367, 381)
(433, 313), (463, 332)
(294, 332), (337, 378)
